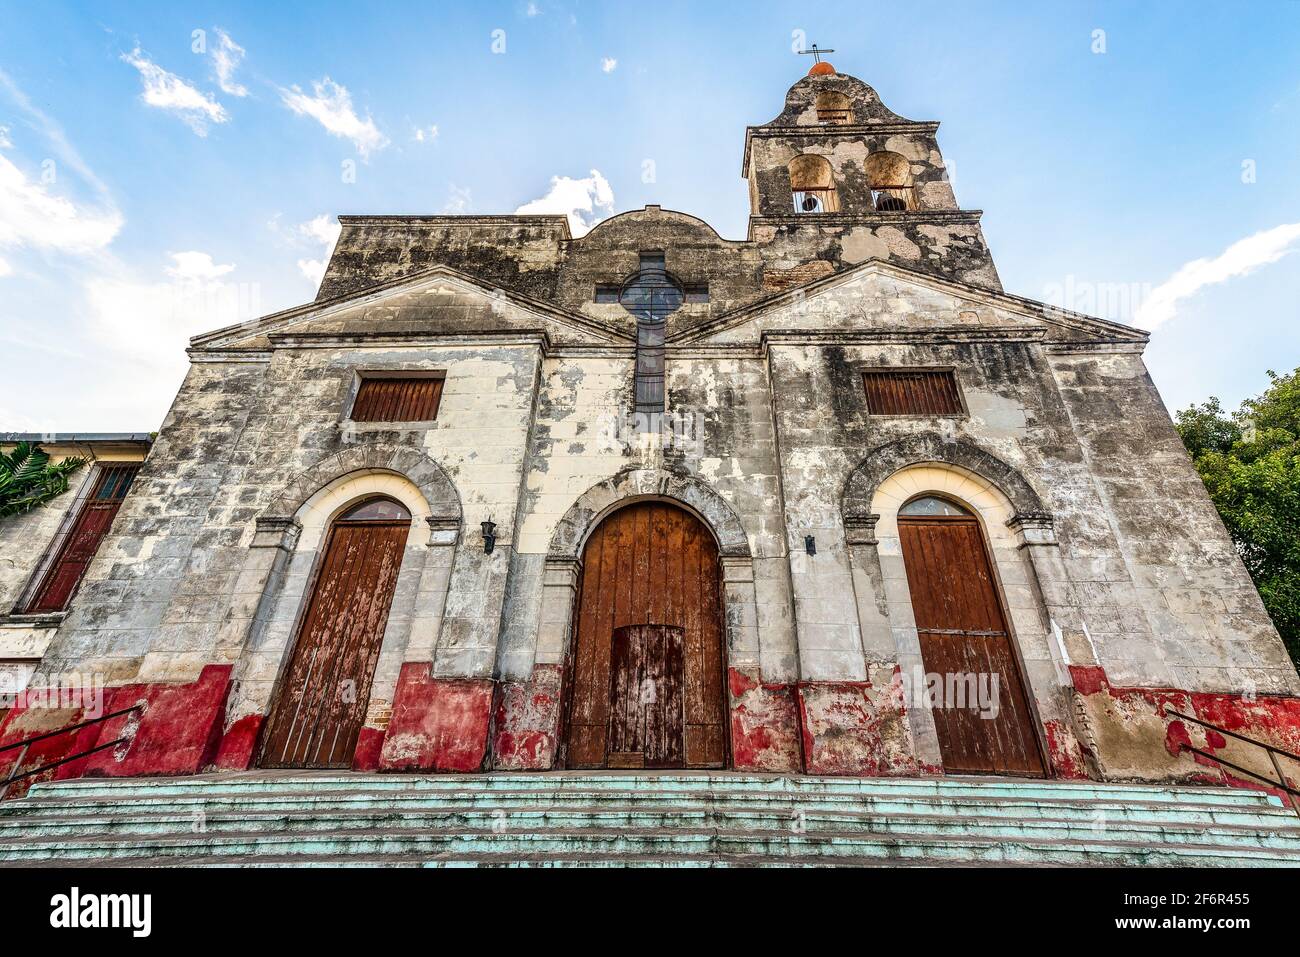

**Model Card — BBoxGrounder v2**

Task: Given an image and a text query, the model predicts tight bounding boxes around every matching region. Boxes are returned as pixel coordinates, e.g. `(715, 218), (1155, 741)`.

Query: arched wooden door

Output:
(564, 501), (727, 769)
(259, 497), (411, 769)
(897, 496), (1046, 777)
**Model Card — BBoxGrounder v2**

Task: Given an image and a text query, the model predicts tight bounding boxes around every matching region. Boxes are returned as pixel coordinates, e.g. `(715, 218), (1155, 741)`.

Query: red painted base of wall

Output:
(1043, 718), (1092, 780)
(378, 664), (492, 772)
(81, 664), (231, 779)
(213, 713), (262, 771)
(727, 668), (802, 772)
(491, 664), (562, 771)
(7, 655), (1294, 794)
(0, 664), (232, 797)
(1069, 664), (1300, 795)
(796, 675), (923, 776)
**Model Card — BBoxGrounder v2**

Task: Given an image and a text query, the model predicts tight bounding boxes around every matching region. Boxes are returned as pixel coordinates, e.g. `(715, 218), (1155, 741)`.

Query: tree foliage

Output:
(0, 442), (86, 519)
(1176, 369), (1300, 666)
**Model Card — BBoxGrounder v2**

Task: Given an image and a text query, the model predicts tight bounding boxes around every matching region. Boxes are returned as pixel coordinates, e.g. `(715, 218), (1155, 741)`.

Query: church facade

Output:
(5, 60), (1298, 787)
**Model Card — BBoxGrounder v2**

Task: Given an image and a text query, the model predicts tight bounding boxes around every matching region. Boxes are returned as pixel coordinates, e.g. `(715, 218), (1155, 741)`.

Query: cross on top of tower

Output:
(797, 44), (837, 76)
(797, 44), (835, 64)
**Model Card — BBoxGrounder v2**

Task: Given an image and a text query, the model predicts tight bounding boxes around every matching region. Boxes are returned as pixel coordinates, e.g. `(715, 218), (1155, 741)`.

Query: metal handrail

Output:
(1163, 705), (1300, 816)
(0, 703), (142, 800)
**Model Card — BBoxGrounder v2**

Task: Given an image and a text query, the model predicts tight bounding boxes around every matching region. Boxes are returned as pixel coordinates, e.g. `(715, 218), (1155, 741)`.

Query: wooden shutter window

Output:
(351, 377), (443, 422)
(863, 369), (963, 415)
(25, 464), (139, 613)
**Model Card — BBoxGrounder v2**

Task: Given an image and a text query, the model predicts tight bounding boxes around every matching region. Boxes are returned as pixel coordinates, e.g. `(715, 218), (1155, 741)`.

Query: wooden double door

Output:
(898, 511), (1046, 777)
(259, 497), (410, 769)
(565, 501), (727, 769)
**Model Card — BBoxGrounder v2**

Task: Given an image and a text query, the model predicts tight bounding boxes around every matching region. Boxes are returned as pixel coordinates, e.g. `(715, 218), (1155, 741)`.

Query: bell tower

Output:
(742, 52), (1002, 291)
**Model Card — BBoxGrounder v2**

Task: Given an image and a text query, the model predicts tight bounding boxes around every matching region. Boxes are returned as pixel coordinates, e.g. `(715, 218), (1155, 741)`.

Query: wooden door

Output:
(259, 498), (410, 769)
(607, 624), (685, 769)
(898, 514), (1046, 776)
(565, 501), (726, 769)
(27, 464), (139, 613)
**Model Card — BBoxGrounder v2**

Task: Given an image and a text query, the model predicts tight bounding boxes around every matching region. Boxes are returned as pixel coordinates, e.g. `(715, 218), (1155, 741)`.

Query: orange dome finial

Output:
(798, 43), (837, 76)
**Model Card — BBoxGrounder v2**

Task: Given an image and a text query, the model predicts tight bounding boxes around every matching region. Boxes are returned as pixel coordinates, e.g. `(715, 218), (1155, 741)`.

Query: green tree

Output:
(0, 441), (86, 519)
(1176, 369), (1300, 666)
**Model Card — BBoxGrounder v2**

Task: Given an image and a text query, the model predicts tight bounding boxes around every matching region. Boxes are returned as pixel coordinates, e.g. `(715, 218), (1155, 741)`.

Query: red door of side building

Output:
(26, 464), (139, 614)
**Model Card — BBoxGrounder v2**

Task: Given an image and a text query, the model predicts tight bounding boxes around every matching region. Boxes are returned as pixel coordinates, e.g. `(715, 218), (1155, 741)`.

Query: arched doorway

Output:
(563, 500), (728, 769)
(897, 495), (1046, 777)
(259, 496), (412, 769)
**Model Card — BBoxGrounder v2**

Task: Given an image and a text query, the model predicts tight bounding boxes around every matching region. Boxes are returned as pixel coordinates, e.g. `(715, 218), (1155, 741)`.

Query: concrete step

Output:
(8, 785), (1295, 830)
(1, 823), (1295, 867)
(11, 851), (1033, 869)
(27, 772), (1283, 809)
(5, 772), (1296, 867)
(4, 804), (1298, 851)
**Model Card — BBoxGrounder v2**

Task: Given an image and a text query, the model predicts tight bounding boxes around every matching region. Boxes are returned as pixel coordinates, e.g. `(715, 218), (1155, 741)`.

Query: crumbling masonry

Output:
(3, 61), (1297, 790)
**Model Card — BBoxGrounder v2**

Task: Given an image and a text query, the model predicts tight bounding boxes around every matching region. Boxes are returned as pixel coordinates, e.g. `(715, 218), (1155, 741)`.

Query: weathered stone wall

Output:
(1046, 348), (1298, 695)
(5, 64), (1295, 788)
(318, 217), (570, 303)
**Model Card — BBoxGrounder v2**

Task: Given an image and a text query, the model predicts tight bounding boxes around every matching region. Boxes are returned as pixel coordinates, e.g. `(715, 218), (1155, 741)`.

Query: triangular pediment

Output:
(676, 259), (1147, 346)
(191, 265), (631, 352)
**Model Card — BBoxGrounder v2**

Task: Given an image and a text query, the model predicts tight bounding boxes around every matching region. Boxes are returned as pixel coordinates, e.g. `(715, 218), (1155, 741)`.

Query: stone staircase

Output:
(2, 772), (1299, 867)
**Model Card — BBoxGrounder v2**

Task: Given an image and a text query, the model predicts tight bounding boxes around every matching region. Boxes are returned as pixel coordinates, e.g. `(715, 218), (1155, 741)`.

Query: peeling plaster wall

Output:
(503, 351), (797, 682)
(1047, 350), (1298, 696)
(6, 65), (1295, 787)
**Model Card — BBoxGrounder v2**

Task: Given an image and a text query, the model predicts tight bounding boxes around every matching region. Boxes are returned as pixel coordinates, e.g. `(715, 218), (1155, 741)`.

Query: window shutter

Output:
(351, 377), (443, 422)
(863, 369), (963, 415)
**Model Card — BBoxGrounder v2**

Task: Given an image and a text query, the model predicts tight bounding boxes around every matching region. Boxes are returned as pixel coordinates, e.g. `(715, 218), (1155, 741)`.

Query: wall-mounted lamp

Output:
(804, 535), (816, 556)
(481, 519), (497, 554)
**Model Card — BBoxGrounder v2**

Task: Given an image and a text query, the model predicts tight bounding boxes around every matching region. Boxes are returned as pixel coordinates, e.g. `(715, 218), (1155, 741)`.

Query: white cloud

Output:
(0, 125), (11, 149)
(211, 28), (248, 97)
(0, 152), (122, 268)
(279, 77), (388, 158)
(514, 169), (613, 236)
(1136, 223), (1300, 329)
(526, 2), (540, 16)
(601, 57), (618, 74)
(444, 184), (473, 214)
(413, 124), (439, 143)
(165, 250), (235, 281)
(121, 47), (229, 136)
(85, 252), (258, 369)
(292, 214), (342, 288)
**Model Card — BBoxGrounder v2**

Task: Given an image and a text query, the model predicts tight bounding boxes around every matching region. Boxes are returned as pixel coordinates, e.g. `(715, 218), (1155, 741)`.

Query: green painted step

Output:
(27, 772), (1284, 809)
(6, 788), (1294, 830)
(3, 772), (1297, 867)
(4, 806), (1298, 852)
(1, 824), (1295, 867)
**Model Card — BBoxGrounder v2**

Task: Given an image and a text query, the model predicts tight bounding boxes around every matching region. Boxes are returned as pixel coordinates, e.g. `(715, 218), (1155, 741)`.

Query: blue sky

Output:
(1, 1), (1298, 431)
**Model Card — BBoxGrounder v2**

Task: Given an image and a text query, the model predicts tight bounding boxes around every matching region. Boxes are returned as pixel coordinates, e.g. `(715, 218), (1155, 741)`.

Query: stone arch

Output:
(842, 433), (1047, 526)
(548, 467), (751, 562)
(814, 90), (853, 124)
(260, 443), (462, 524)
(788, 153), (840, 212)
(227, 445), (464, 763)
(864, 150), (914, 211)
